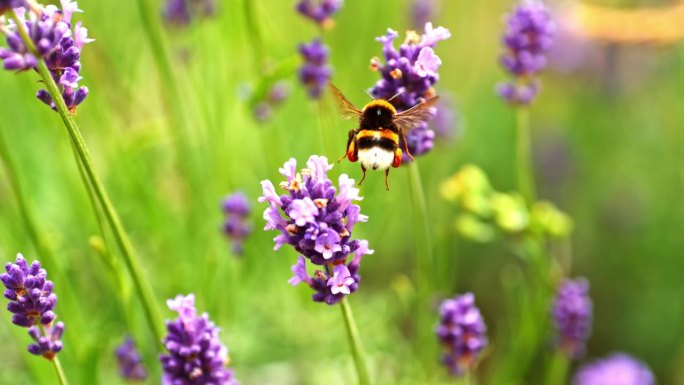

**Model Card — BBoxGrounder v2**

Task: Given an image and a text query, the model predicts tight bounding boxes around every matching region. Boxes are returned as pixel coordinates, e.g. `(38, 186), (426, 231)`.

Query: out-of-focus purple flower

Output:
(410, 0), (434, 29)
(497, 0), (554, 105)
(369, 23), (450, 161)
(1, 253), (64, 360)
(222, 192), (252, 255)
(430, 93), (459, 140)
(160, 294), (238, 385)
(259, 155), (373, 305)
(252, 81), (290, 122)
(296, 0), (342, 27)
(116, 336), (148, 381)
(0, 2), (93, 113)
(298, 39), (331, 99)
(436, 293), (487, 377)
(163, 0), (215, 27)
(573, 353), (655, 385)
(552, 277), (592, 358)
(0, 0), (25, 14)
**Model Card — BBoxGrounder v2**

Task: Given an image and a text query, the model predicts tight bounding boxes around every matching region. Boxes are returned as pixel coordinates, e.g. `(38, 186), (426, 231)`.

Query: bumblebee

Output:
(330, 83), (438, 190)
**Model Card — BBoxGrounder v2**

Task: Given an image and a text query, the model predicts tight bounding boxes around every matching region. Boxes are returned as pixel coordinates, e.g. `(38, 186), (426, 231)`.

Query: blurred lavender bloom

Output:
(430, 94), (460, 141)
(259, 155), (374, 304)
(1, 254), (64, 360)
(298, 39), (331, 99)
(252, 81), (290, 122)
(116, 336), (148, 381)
(553, 277), (592, 358)
(573, 353), (655, 385)
(160, 294), (238, 385)
(0, 0), (24, 14)
(436, 293), (487, 376)
(410, 0), (433, 29)
(0, 1), (93, 112)
(163, 0), (215, 27)
(296, 0), (342, 27)
(497, 0), (554, 105)
(222, 192), (252, 255)
(369, 23), (450, 161)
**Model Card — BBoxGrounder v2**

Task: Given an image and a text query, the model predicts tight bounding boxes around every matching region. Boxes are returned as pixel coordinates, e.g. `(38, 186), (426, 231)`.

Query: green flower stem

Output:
(339, 297), (372, 385)
(11, 11), (165, 347)
(51, 356), (69, 385)
(544, 350), (570, 385)
(515, 106), (536, 204)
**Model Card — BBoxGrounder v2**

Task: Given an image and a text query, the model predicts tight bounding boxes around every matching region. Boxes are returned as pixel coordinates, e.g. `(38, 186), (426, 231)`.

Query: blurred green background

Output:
(1, 0), (683, 384)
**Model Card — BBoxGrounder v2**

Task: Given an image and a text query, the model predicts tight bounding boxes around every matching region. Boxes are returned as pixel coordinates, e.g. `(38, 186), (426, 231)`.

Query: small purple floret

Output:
(116, 336), (148, 381)
(163, 0), (215, 27)
(436, 293), (488, 377)
(222, 192), (252, 255)
(573, 353), (655, 385)
(497, 0), (554, 105)
(296, 0), (342, 26)
(298, 39), (331, 99)
(552, 277), (592, 358)
(160, 294), (238, 385)
(259, 155), (373, 304)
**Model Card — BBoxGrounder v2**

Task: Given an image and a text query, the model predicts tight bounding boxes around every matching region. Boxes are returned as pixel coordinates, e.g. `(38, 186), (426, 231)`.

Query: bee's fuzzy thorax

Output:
(362, 99), (397, 115)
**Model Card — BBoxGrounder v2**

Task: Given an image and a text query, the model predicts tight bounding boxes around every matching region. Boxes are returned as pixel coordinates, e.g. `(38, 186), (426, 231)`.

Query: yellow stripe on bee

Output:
(362, 99), (397, 115)
(356, 129), (399, 143)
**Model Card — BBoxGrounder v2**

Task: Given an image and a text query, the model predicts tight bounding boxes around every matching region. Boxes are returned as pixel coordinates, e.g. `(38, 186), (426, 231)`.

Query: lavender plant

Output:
(298, 38), (331, 99)
(296, 0), (342, 27)
(553, 277), (592, 358)
(221, 192), (253, 255)
(573, 353), (655, 385)
(116, 336), (148, 381)
(162, 0), (215, 27)
(1, 254), (68, 384)
(436, 293), (488, 377)
(160, 294), (238, 385)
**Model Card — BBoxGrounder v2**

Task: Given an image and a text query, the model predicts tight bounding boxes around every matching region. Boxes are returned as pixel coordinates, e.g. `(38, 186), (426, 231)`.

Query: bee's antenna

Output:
(361, 89), (375, 100)
(387, 89), (405, 102)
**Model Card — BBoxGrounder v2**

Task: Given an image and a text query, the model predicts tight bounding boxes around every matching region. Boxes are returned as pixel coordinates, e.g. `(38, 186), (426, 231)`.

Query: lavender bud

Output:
(298, 39), (331, 99)
(573, 353), (655, 385)
(552, 277), (592, 358)
(296, 0), (343, 27)
(221, 192), (252, 256)
(163, 0), (216, 27)
(116, 336), (148, 381)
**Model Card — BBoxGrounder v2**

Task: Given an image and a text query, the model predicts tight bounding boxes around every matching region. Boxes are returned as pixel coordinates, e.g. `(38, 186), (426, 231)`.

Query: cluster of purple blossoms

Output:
(369, 23), (451, 161)
(436, 293), (488, 377)
(253, 81), (290, 122)
(259, 155), (373, 305)
(1, 254), (64, 360)
(222, 192), (252, 255)
(0, 0), (93, 112)
(497, 0), (554, 105)
(160, 294), (238, 385)
(296, 0), (342, 27)
(163, 0), (215, 27)
(116, 336), (148, 381)
(552, 277), (592, 358)
(573, 353), (655, 385)
(298, 39), (331, 99)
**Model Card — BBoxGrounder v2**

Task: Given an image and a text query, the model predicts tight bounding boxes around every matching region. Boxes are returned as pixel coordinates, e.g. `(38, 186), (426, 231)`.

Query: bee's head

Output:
(361, 100), (396, 129)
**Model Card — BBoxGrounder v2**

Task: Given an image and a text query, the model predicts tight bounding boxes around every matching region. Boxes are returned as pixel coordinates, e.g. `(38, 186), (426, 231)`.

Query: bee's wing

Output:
(393, 96), (440, 131)
(329, 83), (362, 120)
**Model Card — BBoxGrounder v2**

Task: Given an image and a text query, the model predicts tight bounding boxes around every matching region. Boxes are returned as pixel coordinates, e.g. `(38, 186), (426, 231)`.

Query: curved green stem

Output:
(51, 356), (69, 385)
(11, 10), (165, 347)
(340, 297), (372, 385)
(515, 106), (536, 203)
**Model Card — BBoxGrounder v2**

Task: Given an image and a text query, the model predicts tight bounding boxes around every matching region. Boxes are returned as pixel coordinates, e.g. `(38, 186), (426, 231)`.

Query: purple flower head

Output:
(160, 294), (238, 385)
(298, 38), (331, 99)
(116, 336), (148, 381)
(497, 0), (554, 105)
(1, 253), (65, 360)
(553, 277), (592, 358)
(573, 353), (655, 385)
(163, 0), (215, 27)
(369, 23), (450, 161)
(222, 192), (252, 255)
(0, 2), (92, 112)
(0, 0), (25, 14)
(436, 293), (488, 377)
(296, 0), (342, 27)
(259, 155), (373, 304)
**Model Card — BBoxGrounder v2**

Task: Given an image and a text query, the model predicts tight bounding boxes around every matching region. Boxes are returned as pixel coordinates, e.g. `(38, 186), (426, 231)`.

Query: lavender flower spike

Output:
(259, 155), (373, 305)
(296, 0), (343, 27)
(436, 293), (487, 377)
(222, 192), (252, 255)
(116, 336), (148, 381)
(497, 0), (555, 105)
(163, 0), (216, 27)
(298, 38), (331, 99)
(573, 353), (655, 385)
(160, 294), (238, 385)
(1, 253), (64, 360)
(552, 277), (592, 358)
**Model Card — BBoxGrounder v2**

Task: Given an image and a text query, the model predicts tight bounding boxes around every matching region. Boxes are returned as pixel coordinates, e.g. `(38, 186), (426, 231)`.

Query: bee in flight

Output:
(329, 83), (438, 190)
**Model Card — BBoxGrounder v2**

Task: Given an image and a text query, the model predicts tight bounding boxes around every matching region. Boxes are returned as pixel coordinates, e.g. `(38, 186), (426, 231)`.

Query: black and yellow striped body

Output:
(346, 100), (403, 171)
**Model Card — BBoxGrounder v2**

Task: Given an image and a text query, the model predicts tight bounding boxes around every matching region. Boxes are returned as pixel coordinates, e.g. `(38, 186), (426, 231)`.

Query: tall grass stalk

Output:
(11, 10), (165, 347)
(544, 350), (570, 385)
(340, 297), (372, 385)
(515, 106), (535, 203)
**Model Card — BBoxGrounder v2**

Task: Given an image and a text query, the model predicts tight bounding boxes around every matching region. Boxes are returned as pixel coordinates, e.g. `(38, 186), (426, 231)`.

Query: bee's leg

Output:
(358, 165), (367, 186)
(385, 168), (390, 191)
(392, 147), (403, 168)
(400, 130), (415, 162)
(339, 130), (357, 162)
